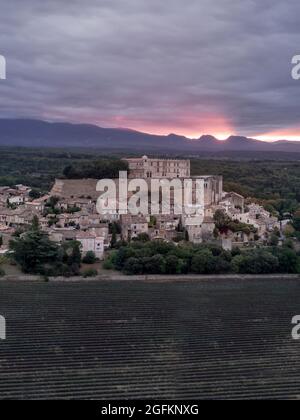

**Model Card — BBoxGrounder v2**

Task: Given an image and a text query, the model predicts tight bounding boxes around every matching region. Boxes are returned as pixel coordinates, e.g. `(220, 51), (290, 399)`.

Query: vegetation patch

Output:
(104, 239), (300, 275)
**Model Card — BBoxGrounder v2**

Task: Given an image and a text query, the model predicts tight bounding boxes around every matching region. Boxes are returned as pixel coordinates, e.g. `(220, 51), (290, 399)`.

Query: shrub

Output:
(143, 254), (166, 274)
(231, 255), (245, 273)
(82, 268), (98, 278)
(123, 257), (144, 275)
(82, 251), (97, 265)
(0, 255), (8, 265)
(103, 259), (114, 270)
(174, 233), (185, 243)
(231, 250), (279, 274)
(213, 256), (231, 274)
(269, 234), (279, 247)
(273, 248), (299, 273)
(191, 249), (214, 274)
(165, 255), (180, 274)
(133, 233), (150, 242)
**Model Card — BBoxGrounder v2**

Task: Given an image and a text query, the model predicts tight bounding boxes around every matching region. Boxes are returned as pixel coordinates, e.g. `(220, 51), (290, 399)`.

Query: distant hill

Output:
(0, 118), (300, 153)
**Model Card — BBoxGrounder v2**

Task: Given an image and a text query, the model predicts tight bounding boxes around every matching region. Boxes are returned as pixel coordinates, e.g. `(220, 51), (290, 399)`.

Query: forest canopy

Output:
(63, 159), (128, 179)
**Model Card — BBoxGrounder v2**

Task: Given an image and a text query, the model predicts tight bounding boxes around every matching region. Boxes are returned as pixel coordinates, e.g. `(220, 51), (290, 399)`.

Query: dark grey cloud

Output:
(0, 0), (300, 138)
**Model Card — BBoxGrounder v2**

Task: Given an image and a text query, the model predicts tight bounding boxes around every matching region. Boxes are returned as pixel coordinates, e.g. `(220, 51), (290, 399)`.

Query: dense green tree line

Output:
(104, 239), (300, 275)
(191, 159), (300, 201)
(0, 148), (127, 190)
(63, 159), (128, 179)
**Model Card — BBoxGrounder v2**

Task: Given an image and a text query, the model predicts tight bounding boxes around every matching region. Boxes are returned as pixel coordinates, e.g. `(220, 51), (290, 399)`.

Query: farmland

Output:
(0, 277), (300, 400)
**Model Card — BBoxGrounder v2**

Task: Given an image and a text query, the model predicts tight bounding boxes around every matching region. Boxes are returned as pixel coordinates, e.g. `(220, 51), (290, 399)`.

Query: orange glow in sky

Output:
(49, 109), (300, 142)
(256, 126), (300, 142)
(106, 113), (236, 140)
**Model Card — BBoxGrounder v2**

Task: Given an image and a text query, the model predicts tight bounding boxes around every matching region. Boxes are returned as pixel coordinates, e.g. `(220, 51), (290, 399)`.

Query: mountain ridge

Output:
(0, 118), (300, 153)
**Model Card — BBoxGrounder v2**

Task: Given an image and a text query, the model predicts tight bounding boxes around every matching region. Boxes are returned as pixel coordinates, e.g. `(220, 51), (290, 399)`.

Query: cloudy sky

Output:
(0, 0), (300, 140)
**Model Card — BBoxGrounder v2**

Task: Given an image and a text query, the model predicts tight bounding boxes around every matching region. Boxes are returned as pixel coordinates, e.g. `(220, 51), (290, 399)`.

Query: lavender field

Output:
(0, 278), (300, 400)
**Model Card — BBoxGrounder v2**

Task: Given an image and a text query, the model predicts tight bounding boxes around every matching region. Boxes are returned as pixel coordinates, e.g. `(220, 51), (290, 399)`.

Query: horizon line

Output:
(1, 117), (300, 143)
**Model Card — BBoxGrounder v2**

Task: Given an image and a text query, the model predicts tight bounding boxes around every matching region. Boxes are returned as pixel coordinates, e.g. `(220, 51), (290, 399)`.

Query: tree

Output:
(231, 250), (279, 274)
(103, 251), (118, 270)
(123, 257), (143, 275)
(9, 219), (60, 274)
(214, 209), (257, 236)
(213, 256), (231, 273)
(82, 251), (96, 264)
(63, 165), (74, 178)
(48, 216), (59, 227)
(174, 233), (185, 243)
(13, 227), (26, 238)
(284, 224), (295, 238)
(269, 233), (279, 247)
(111, 229), (117, 248)
(274, 248), (299, 273)
(134, 233), (150, 242)
(165, 255), (180, 274)
(177, 218), (184, 232)
(31, 215), (40, 231)
(214, 210), (230, 232)
(110, 222), (121, 248)
(66, 206), (81, 214)
(231, 255), (245, 273)
(29, 189), (42, 200)
(47, 196), (60, 209)
(184, 229), (190, 242)
(293, 211), (300, 232)
(191, 249), (215, 274)
(82, 268), (98, 278)
(62, 241), (82, 267)
(114, 246), (135, 271)
(143, 255), (166, 274)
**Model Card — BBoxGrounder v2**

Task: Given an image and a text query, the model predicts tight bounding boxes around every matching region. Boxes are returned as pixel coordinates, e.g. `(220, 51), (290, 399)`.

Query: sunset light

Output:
(256, 126), (300, 142)
(98, 113), (236, 140)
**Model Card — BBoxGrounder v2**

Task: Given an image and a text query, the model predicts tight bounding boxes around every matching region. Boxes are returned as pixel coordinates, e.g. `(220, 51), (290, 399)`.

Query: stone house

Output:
(75, 230), (105, 260)
(120, 214), (149, 241)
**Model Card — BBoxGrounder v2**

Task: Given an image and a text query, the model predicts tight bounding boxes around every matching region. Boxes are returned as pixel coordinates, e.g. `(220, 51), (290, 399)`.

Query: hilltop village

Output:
(0, 155), (285, 265)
